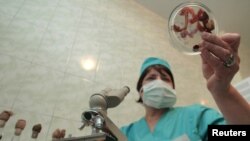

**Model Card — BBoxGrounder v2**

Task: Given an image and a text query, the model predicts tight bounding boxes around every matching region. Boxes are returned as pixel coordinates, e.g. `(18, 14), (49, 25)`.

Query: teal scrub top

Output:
(120, 104), (225, 141)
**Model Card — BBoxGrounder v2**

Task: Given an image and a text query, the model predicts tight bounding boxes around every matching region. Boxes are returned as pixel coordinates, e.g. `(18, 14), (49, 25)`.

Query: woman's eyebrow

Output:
(159, 72), (168, 77)
(148, 73), (157, 77)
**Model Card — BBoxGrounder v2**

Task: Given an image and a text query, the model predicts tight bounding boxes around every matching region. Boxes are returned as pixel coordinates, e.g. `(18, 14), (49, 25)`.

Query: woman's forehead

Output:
(146, 68), (170, 76)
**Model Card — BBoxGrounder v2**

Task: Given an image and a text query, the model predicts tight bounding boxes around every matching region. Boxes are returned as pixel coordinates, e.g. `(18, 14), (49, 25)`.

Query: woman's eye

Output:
(162, 77), (170, 82)
(146, 77), (155, 80)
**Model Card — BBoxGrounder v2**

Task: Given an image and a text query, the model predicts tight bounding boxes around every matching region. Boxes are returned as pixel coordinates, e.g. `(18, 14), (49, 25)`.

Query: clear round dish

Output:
(168, 2), (218, 55)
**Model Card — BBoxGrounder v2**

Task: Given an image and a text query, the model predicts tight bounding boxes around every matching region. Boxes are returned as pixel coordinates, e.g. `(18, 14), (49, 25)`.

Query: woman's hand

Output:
(199, 32), (241, 93)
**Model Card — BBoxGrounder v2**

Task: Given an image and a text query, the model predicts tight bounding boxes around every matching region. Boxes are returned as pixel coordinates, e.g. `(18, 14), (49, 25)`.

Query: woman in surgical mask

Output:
(120, 32), (250, 141)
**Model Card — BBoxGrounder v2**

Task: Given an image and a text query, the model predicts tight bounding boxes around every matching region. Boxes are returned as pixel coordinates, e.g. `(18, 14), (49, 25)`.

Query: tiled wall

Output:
(0, 0), (248, 140)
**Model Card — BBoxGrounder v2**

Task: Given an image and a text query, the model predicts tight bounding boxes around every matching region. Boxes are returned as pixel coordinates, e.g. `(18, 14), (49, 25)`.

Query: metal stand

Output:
(60, 86), (130, 141)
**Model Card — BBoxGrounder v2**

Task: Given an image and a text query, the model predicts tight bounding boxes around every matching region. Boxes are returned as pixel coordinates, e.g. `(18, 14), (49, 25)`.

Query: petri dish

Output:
(168, 2), (218, 55)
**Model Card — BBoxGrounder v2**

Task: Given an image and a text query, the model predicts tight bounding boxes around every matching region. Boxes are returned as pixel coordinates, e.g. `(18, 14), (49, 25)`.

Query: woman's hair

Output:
(136, 64), (175, 103)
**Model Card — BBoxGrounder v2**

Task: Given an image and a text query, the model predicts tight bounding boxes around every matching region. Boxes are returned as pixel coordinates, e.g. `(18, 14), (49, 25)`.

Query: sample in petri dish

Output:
(168, 2), (218, 55)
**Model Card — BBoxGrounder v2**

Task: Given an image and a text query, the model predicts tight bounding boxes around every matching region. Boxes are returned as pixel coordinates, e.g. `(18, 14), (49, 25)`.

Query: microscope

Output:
(60, 86), (130, 141)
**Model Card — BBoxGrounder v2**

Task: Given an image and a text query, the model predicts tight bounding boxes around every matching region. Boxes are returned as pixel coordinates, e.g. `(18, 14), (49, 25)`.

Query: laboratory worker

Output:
(120, 32), (250, 141)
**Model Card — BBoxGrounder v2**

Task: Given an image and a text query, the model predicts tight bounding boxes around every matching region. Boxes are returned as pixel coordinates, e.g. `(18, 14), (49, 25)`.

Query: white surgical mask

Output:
(141, 79), (177, 109)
